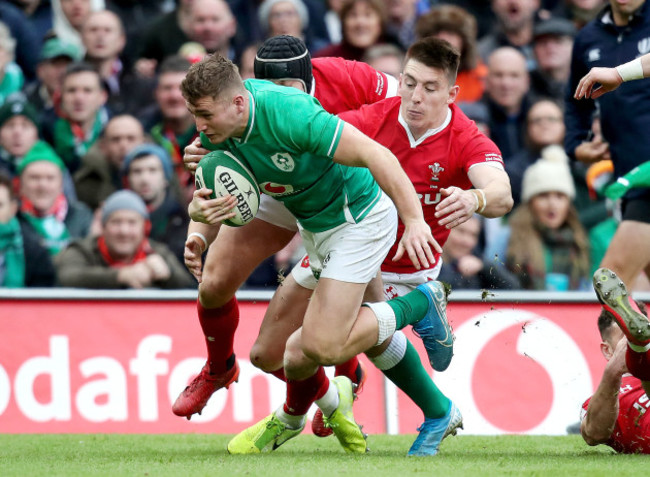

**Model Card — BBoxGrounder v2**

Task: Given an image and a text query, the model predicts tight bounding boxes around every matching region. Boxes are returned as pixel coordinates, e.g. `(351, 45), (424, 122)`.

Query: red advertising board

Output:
(0, 298), (605, 435)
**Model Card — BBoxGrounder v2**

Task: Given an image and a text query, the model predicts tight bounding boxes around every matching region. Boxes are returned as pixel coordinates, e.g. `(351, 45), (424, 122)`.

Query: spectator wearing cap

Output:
(73, 114), (146, 211)
(504, 144), (590, 291)
(24, 36), (81, 113)
(0, 94), (40, 177)
(0, 21), (24, 106)
(17, 141), (92, 256)
(0, 173), (56, 288)
(55, 189), (195, 289)
(530, 17), (576, 101)
(122, 144), (189, 265)
(258, 0), (328, 52)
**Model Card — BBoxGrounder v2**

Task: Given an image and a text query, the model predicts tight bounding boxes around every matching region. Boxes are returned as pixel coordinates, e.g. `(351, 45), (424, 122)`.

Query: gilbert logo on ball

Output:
(195, 150), (260, 227)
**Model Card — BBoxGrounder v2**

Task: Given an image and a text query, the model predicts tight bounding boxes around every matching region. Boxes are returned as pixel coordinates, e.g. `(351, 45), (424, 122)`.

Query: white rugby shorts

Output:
(292, 192), (397, 285)
(255, 194), (299, 231)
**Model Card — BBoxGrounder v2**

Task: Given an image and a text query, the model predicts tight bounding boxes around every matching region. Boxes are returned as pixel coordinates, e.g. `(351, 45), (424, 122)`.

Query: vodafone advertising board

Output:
(0, 294), (607, 435)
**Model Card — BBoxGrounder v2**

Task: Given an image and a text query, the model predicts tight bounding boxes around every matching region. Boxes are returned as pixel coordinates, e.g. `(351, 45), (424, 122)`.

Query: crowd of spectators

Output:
(0, 0), (636, 293)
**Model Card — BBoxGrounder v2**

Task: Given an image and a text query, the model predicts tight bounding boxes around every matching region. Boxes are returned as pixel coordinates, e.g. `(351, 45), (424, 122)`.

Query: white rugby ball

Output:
(195, 150), (260, 227)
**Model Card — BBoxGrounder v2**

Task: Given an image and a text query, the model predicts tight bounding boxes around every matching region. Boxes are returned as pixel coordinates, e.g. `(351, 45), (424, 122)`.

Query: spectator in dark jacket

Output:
(55, 190), (195, 289)
(439, 215), (521, 291)
(0, 173), (55, 287)
(121, 144), (189, 266)
(565, 0), (650, 290)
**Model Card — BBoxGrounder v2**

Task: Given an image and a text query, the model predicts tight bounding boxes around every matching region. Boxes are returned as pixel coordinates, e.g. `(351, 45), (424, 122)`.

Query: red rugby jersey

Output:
(340, 99), (503, 274)
(582, 375), (650, 454)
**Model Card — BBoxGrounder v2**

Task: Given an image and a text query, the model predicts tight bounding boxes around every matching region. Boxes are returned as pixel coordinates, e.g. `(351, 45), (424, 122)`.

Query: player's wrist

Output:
(187, 232), (208, 253)
(470, 189), (487, 214)
(616, 58), (644, 82)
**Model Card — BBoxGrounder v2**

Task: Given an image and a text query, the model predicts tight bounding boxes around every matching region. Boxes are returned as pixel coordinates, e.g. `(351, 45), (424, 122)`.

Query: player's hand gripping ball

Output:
(195, 150), (260, 227)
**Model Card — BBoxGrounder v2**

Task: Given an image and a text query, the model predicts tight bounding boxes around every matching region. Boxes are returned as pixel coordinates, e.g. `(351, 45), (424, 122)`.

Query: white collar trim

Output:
(398, 107), (452, 148)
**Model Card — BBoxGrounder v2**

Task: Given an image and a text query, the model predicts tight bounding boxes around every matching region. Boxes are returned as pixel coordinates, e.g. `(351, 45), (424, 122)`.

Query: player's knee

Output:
(198, 276), (233, 308)
(301, 339), (343, 366)
(249, 342), (282, 372)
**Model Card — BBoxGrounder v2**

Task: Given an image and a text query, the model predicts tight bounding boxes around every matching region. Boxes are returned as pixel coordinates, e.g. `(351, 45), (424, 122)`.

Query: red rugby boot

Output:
(172, 361), (240, 419)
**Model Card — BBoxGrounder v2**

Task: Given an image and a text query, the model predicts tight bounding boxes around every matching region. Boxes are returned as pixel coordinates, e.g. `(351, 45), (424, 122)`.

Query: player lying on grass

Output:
(582, 267), (650, 453)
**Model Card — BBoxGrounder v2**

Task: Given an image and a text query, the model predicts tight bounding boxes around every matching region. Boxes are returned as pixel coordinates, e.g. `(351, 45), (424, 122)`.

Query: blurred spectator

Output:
(238, 42), (259, 79)
(0, 94), (40, 177)
(505, 145), (591, 291)
(416, 4), (487, 103)
(478, 0), (540, 70)
(438, 0), (495, 39)
(458, 101), (490, 136)
(325, 0), (344, 44)
(121, 144), (189, 265)
(135, 0), (193, 77)
(549, 0), (606, 30)
(12, 0), (54, 46)
(52, 0), (104, 53)
(258, 0), (327, 52)
(186, 0), (238, 61)
(105, 0), (173, 70)
(24, 36), (81, 113)
(41, 62), (109, 174)
(140, 55), (196, 205)
(0, 173), (55, 287)
(362, 43), (404, 78)
(507, 98), (565, 206)
(482, 46), (533, 161)
(0, 21), (24, 106)
(17, 141), (92, 256)
(73, 114), (145, 210)
(0, 1), (40, 81)
(386, 0), (429, 51)
(529, 16), (576, 101)
(438, 214), (521, 290)
(55, 189), (195, 289)
(81, 9), (154, 115)
(315, 0), (394, 61)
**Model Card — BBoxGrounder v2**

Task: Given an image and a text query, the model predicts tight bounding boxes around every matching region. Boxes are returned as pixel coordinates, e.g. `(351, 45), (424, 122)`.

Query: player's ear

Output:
(447, 84), (459, 104)
(600, 341), (613, 360)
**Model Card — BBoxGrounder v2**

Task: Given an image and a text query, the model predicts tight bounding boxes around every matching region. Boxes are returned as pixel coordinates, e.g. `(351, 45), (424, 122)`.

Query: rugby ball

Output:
(195, 150), (260, 227)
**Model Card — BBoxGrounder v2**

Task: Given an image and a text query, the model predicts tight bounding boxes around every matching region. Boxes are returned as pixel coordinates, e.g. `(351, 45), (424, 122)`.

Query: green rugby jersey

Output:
(200, 79), (382, 233)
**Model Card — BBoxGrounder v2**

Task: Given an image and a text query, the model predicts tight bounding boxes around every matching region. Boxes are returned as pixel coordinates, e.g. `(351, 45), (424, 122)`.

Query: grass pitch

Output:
(0, 434), (642, 477)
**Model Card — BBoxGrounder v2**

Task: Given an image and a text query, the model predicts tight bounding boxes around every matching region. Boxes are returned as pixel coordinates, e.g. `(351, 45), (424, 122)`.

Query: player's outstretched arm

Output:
(435, 165), (513, 229)
(575, 54), (650, 100)
(581, 337), (627, 446)
(333, 123), (441, 270)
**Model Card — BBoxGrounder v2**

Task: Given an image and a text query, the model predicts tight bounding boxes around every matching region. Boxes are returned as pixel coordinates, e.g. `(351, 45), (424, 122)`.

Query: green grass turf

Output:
(0, 434), (643, 477)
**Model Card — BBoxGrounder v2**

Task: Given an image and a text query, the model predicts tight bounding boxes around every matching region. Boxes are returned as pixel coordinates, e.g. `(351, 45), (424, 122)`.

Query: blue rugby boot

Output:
(408, 401), (463, 457)
(412, 281), (454, 371)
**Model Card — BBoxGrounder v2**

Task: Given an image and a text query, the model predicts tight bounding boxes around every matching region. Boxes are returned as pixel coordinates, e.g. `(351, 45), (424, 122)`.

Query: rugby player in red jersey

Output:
(582, 268), (650, 454)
